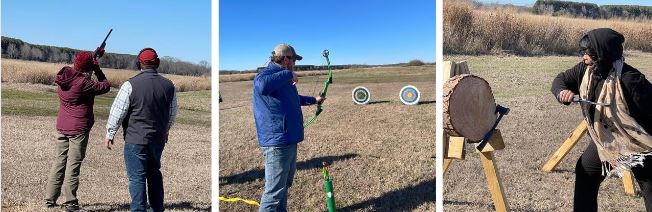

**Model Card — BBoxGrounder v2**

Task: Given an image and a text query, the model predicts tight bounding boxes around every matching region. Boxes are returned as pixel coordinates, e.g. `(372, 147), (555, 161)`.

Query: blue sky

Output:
(219, 0), (437, 71)
(2, 0), (211, 64)
(476, 0), (652, 7)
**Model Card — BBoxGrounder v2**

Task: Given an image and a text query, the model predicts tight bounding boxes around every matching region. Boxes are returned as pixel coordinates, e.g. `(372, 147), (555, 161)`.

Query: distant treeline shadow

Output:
(220, 153), (359, 186)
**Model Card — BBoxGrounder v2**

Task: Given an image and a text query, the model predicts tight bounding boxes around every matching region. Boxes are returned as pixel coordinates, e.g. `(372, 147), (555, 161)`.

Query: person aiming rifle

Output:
(44, 29), (112, 212)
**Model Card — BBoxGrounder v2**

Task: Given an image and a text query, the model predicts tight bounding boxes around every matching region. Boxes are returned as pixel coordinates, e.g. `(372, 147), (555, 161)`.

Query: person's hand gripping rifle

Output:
(93, 29), (113, 65)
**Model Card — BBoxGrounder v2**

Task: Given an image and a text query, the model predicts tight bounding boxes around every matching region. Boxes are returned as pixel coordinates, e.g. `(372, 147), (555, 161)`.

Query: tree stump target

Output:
(443, 74), (497, 142)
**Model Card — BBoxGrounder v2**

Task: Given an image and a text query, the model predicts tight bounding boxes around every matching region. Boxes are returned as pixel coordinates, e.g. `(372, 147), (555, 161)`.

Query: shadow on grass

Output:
(367, 100), (391, 105)
(220, 153), (359, 186)
(86, 201), (210, 211)
(339, 178), (436, 211)
(418, 100), (436, 105)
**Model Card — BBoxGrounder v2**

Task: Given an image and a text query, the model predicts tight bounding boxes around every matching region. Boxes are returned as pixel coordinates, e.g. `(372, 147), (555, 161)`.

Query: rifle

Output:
(93, 29), (113, 63)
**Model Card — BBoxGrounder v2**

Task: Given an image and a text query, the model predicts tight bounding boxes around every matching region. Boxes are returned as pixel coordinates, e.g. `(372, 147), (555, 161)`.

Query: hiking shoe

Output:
(44, 201), (57, 208)
(64, 204), (87, 212)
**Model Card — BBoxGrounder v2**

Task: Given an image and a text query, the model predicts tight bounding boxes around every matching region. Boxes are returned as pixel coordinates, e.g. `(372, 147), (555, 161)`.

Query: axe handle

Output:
(476, 106), (508, 151)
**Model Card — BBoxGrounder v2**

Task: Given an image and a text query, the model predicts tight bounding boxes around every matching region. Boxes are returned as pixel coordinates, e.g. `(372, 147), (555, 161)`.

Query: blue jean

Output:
(259, 144), (297, 212)
(124, 142), (165, 212)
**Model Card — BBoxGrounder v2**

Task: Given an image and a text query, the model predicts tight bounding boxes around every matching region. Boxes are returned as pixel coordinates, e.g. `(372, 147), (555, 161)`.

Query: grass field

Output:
(1, 59), (210, 91)
(443, 51), (652, 211)
(219, 65), (436, 211)
(444, 0), (652, 56)
(1, 62), (211, 211)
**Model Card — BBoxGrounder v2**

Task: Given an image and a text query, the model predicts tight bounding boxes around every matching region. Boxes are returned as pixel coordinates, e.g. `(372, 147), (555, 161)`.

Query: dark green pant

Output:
(44, 131), (89, 206)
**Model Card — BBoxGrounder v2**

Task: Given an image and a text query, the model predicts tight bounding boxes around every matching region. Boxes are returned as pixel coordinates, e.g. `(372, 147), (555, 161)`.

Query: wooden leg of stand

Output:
(480, 152), (509, 212)
(542, 121), (588, 172)
(444, 159), (453, 174)
(623, 170), (637, 197)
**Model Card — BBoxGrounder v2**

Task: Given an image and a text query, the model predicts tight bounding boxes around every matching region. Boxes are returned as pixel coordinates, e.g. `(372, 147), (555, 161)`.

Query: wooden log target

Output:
(443, 74), (497, 142)
(351, 86), (371, 105)
(399, 85), (420, 105)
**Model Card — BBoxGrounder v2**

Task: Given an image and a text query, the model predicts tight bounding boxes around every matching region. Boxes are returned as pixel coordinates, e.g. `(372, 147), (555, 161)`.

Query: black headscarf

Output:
(579, 28), (625, 75)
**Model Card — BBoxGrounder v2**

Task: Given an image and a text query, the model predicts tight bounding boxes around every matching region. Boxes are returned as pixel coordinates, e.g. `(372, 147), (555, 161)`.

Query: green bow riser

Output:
(304, 50), (333, 128)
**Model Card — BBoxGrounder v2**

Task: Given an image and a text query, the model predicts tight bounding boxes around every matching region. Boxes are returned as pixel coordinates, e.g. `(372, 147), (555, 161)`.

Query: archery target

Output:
(399, 85), (420, 105)
(352, 86), (371, 105)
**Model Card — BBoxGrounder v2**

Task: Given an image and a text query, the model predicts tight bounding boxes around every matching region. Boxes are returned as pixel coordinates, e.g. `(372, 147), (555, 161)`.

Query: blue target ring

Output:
(399, 85), (420, 105)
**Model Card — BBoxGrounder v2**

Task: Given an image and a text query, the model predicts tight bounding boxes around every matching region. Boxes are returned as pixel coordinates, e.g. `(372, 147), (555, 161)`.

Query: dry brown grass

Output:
(219, 66), (436, 211)
(1, 77), (211, 211)
(444, 0), (652, 55)
(219, 69), (328, 83)
(1, 116), (210, 212)
(442, 52), (652, 211)
(1, 59), (210, 92)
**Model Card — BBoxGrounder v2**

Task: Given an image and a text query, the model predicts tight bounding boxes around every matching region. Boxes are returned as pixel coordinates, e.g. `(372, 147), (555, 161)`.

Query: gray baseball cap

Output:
(272, 44), (303, 60)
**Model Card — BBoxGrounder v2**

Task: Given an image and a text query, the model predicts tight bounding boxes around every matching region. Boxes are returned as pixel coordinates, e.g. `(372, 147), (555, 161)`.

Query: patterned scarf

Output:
(579, 58), (652, 177)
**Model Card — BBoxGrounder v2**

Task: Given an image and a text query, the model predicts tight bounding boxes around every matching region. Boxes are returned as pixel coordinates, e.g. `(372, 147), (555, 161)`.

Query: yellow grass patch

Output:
(444, 0), (652, 55)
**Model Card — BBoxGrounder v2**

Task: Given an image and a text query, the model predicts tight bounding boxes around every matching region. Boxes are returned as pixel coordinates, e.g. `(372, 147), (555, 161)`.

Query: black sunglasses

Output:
(578, 47), (596, 57)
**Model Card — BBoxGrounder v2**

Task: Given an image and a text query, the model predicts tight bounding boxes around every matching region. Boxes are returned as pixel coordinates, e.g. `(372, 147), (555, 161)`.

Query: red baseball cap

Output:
(138, 48), (159, 65)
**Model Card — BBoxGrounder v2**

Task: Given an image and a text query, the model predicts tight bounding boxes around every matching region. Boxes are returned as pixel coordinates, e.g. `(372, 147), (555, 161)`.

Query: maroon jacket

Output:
(55, 66), (110, 135)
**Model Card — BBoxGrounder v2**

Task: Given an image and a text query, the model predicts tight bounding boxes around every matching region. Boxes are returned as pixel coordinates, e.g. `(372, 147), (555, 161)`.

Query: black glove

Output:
(95, 47), (105, 58)
(92, 64), (107, 81)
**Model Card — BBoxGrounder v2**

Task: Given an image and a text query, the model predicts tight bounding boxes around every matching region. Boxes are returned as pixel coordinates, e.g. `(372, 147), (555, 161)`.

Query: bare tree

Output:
(20, 44), (32, 60)
(6, 43), (18, 58)
(31, 48), (44, 61)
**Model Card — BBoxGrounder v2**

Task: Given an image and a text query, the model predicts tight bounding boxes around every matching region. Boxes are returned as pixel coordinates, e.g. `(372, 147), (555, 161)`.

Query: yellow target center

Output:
(406, 92), (414, 99)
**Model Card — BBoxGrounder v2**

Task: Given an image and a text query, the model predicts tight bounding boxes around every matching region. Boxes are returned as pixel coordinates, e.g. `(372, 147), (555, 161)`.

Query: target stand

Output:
(442, 61), (510, 212)
(542, 120), (638, 196)
(443, 131), (509, 212)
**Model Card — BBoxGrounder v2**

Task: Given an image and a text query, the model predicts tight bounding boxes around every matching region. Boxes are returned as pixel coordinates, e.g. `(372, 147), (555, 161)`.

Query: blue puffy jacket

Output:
(253, 62), (316, 147)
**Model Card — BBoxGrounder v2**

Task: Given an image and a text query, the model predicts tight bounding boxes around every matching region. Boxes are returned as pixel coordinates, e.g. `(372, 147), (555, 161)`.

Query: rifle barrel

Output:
(102, 29), (113, 44)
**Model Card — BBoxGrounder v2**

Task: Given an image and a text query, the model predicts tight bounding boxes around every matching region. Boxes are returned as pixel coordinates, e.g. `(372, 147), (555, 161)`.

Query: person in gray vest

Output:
(104, 48), (177, 212)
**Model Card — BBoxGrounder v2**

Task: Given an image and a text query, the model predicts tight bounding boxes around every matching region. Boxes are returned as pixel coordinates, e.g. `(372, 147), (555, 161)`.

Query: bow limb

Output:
(303, 50), (333, 128)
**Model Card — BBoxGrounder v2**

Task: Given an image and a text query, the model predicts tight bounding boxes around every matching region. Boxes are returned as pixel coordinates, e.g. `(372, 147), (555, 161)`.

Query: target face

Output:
(351, 86), (371, 105)
(399, 85), (420, 105)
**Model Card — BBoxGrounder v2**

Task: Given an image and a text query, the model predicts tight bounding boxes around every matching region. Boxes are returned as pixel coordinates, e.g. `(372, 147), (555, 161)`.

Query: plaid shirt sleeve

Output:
(106, 81), (132, 140)
(168, 88), (178, 131)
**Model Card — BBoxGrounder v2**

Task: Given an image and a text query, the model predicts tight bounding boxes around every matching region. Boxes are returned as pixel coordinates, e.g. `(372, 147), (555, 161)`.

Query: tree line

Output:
(533, 0), (652, 19)
(220, 60), (433, 75)
(1, 36), (210, 76)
